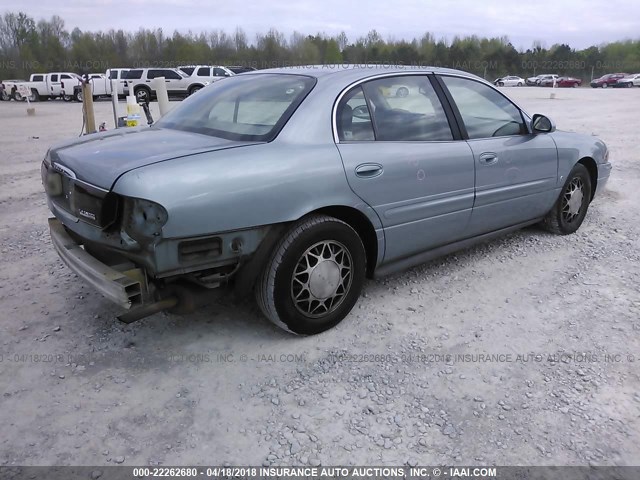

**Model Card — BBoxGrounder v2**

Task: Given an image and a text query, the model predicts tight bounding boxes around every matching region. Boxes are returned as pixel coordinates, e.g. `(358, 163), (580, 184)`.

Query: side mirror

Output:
(532, 114), (556, 133)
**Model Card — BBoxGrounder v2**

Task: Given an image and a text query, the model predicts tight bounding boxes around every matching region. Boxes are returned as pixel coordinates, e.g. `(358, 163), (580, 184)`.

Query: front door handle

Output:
(479, 152), (498, 165)
(355, 163), (383, 178)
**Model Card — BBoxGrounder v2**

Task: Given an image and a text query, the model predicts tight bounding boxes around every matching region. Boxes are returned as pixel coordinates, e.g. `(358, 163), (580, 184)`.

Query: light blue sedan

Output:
(43, 65), (612, 335)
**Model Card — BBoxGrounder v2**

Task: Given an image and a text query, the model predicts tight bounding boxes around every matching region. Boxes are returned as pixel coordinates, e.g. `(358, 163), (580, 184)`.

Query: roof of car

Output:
(244, 64), (485, 82)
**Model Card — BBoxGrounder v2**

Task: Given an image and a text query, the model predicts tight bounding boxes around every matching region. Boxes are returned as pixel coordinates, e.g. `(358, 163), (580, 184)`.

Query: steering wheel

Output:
(352, 105), (370, 120)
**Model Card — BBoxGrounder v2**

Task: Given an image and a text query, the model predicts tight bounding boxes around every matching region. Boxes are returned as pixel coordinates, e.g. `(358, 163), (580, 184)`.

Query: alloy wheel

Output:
(562, 177), (585, 224)
(290, 240), (353, 318)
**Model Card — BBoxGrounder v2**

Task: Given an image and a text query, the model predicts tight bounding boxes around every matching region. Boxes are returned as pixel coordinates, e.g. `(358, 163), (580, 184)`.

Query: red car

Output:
(590, 73), (627, 88)
(557, 77), (582, 87)
(540, 76), (582, 87)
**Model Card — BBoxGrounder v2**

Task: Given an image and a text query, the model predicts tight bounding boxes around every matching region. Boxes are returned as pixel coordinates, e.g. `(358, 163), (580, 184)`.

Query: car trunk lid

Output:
(49, 127), (260, 190)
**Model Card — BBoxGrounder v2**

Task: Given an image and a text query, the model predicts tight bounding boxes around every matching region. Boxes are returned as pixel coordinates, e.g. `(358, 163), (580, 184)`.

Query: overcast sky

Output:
(8, 0), (640, 50)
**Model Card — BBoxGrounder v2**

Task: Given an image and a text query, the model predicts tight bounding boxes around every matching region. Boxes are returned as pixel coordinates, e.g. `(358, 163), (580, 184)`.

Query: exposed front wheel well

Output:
(578, 157), (598, 200)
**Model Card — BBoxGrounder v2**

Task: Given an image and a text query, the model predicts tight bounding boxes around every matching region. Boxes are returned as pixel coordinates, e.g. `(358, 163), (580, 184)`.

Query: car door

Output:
(438, 75), (558, 235)
(335, 74), (475, 263)
(162, 69), (187, 94)
(48, 74), (61, 96)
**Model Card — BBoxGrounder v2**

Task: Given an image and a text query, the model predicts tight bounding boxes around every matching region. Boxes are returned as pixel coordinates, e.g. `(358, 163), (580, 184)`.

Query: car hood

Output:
(48, 127), (260, 189)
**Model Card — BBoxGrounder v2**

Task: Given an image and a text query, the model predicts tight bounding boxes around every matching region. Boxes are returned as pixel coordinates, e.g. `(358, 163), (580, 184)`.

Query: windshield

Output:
(154, 73), (316, 142)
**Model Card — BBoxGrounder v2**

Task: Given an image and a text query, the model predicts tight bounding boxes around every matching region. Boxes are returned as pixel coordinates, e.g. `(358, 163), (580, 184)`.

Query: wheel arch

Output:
(188, 83), (204, 94)
(577, 157), (598, 200)
(233, 205), (380, 298)
(312, 205), (379, 278)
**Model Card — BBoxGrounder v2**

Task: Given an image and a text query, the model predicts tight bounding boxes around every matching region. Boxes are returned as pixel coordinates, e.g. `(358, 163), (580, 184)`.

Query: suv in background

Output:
(123, 68), (203, 102)
(178, 65), (235, 88)
(590, 73), (628, 88)
(228, 66), (257, 74)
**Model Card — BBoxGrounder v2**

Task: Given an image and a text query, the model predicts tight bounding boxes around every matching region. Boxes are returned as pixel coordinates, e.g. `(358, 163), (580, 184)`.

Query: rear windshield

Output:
(154, 74), (316, 142)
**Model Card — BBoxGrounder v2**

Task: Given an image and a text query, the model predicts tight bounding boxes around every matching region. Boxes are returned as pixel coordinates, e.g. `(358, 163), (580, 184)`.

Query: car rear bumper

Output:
(48, 217), (145, 309)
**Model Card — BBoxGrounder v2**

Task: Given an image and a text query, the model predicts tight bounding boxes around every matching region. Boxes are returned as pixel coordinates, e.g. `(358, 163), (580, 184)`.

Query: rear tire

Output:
(74, 90), (83, 102)
(602, 83), (608, 88)
(135, 87), (150, 103)
(541, 164), (592, 235)
(188, 85), (202, 96)
(256, 215), (366, 335)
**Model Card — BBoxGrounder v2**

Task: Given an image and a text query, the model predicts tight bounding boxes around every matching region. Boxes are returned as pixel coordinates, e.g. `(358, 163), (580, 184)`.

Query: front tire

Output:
(541, 164), (592, 235)
(602, 83), (608, 88)
(256, 215), (366, 335)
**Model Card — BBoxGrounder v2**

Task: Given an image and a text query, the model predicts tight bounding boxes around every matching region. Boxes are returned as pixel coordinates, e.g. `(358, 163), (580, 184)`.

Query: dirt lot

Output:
(1, 87), (639, 468)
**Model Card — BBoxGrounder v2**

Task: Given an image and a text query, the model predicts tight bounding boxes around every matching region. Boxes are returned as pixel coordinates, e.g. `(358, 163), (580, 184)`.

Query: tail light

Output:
(61, 81), (65, 89)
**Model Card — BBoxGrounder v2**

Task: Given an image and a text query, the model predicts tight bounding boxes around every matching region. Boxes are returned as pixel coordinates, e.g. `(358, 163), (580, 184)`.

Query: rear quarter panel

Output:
(111, 141), (383, 242)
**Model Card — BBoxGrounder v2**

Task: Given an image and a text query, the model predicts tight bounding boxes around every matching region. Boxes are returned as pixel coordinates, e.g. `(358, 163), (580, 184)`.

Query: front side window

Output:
(155, 74), (315, 142)
(441, 76), (526, 139)
(362, 76), (453, 141)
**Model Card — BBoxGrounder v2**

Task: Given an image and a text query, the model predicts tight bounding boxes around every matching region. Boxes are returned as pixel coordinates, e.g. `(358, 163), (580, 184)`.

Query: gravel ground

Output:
(0, 87), (639, 467)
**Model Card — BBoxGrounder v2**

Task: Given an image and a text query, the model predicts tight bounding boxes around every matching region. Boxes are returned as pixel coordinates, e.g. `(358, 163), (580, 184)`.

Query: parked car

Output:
(0, 79), (26, 100)
(612, 73), (640, 88)
(72, 69), (131, 101)
(556, 77), (582, 87)
(177, 65), (235, 94)
(43, 66), (612, 335)
(494, 75), (525, 87)
(17, 72), (81, 101)
(535, 74), (559, 87)
(526, 74), (557, 86)
(227, 66), (257, 74)
(123, 68), (208, 102)
(590, 73), (627, 88)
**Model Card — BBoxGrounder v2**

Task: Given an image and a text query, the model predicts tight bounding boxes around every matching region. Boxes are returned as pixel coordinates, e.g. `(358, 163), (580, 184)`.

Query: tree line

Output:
(1, 11), (639, 81)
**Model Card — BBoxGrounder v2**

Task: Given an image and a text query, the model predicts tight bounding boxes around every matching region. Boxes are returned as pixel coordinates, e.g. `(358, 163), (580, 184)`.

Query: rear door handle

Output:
(355, 163), (383, 178)
(479, 152), (498, 165)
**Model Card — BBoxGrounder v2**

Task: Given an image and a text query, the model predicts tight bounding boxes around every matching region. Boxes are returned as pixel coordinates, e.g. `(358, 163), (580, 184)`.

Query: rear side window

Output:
(155, 74), (316, 142)
(180, 67), (195, 75)
(197, 67), (210, 76)
(336, 87), (375, 141)
(50, 74), (58, 82)
(362, 76), (453, 141)
(125, 70), (143, 80)
(441, 76), (526, 139)
(32, 75), (43, 81)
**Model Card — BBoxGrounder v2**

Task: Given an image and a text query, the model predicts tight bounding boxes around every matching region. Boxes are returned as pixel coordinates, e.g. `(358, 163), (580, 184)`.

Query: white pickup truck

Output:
(0, 79), (27, 100)
(72, 69), (131, 101)
(16, 72), (82, 101)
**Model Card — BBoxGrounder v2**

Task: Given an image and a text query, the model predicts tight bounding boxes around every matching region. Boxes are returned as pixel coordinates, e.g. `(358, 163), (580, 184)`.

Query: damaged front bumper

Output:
(48, 217), (146, 309)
